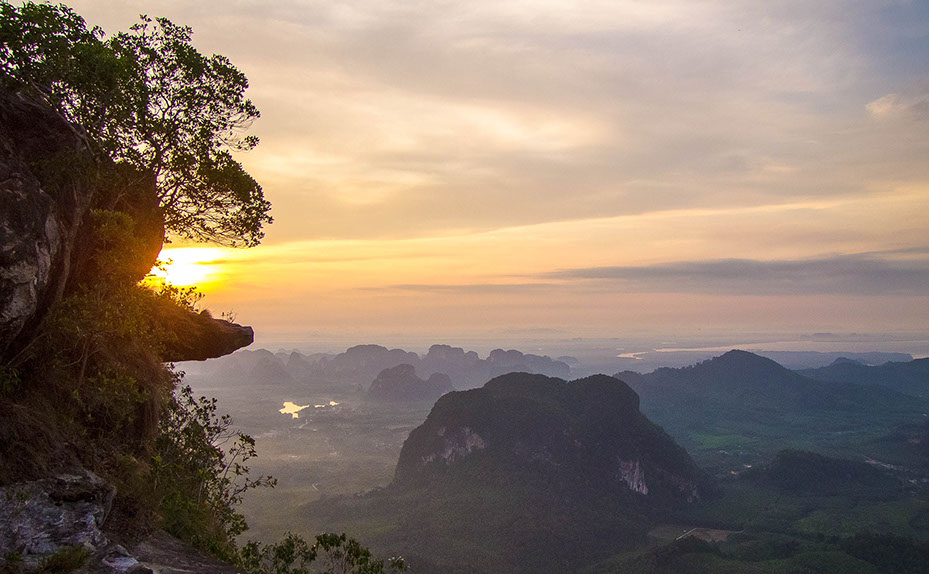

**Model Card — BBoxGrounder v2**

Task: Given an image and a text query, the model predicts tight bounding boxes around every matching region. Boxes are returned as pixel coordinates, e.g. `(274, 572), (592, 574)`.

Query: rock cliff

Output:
(0, 469), (245, 573)
(395, 372), (704, 508)
(0, 86), (253, 363)
(0, 86), (255, 572)
(0, 88), (95, 357)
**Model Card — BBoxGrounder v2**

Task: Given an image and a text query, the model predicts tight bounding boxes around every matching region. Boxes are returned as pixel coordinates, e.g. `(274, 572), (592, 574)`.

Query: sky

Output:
(68, 0), (929, 353)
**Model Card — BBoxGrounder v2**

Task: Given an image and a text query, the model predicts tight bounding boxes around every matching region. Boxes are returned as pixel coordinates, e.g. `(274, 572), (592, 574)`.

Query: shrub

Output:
(239, 532), (407, 574)
(152, 384), (275, 560)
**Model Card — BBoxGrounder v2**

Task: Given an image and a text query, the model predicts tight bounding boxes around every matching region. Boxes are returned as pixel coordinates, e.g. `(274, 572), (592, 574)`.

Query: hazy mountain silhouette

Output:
(798, 357), (929, 398)
(180, 343), (571, 390)
(395, 372), (704, 504)
(312, 372), (706, 574)
(366, 364), (454, 403)
(616, 350), (928, 441)
(619, 349), (920, 410)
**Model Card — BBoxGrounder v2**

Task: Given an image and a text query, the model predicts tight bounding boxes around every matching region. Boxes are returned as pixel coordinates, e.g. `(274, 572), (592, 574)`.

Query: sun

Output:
(147, 247), (228, 288)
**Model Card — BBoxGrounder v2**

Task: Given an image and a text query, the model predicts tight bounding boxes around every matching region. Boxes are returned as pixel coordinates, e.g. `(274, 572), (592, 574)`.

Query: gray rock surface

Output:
(129, 530), (244, 574)
(0, 88), (95, 358)
(0, 469), (115, 569)
(0, 469), (244, 574)
(0, 85), (254, 363)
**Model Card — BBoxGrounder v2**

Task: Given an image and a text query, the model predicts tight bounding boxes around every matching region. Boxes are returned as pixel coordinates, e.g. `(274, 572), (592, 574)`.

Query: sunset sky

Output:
(71, 1), (929, 352)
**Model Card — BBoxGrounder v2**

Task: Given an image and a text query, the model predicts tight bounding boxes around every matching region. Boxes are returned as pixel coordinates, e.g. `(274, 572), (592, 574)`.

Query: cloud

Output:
(67, 0), (929, 242)
(360, 283), (557, 295)
(867, 89), (929, 120)
(545, 253), (929, 296)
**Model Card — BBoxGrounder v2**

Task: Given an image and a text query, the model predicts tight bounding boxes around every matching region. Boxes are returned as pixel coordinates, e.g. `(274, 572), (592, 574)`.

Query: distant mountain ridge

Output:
(619, 349), (923, 410)
(798, 357), (929, 398)
(616, 350), (929, 446)
(366, 364), (454, 403)
(181, 343), (571, 389)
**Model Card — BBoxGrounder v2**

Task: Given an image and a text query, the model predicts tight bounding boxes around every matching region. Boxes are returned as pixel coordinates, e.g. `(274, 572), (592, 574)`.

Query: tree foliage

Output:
(0, 2), (271, 246)
(240, 532), (407, 574)
(0, 1), (124, 146)
(153, 384), (276, 557)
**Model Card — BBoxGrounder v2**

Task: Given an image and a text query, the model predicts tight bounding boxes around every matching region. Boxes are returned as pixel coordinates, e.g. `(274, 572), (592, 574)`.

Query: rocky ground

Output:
(0, 469), (244, 574)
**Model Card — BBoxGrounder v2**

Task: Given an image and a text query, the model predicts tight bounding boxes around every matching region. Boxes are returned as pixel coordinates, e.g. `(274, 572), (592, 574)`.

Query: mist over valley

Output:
(178, 342), (929, 572)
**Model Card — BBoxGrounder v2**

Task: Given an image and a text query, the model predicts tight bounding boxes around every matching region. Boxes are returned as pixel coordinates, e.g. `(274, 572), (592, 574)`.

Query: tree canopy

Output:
(0, 2), (271, 246)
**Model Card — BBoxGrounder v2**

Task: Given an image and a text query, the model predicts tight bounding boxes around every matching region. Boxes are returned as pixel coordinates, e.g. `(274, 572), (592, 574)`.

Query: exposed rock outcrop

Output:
(0, 468), (246, 574)
(156, 308), (254, 363)
(0, 469), (114, 561)
(0, 88), (95, 358)
(0, 468), (148, 573)
(0, 86), (253, 363)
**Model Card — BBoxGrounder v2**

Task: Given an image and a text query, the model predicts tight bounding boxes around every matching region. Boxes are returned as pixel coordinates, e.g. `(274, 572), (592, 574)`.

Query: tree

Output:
(0, 1), (127, 146)
(154, 385), (276, 557)
(0, 3), (271, 246)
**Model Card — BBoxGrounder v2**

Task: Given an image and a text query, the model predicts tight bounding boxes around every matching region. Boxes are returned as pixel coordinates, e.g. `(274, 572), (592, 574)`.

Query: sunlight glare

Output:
(148, 247), (229, 288)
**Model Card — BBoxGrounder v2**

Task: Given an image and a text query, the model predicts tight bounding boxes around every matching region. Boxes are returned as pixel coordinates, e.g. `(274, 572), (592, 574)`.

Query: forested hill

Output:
(309, 373), (708, 574)
(618, 349), (926, 415)
(614, 350), (929, 459)
(395, 372), (704, 500)
(798, 357), (929, 398)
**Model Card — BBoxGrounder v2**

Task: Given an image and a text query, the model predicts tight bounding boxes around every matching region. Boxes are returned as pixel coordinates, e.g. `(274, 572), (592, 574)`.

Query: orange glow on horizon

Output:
(147, 247), (231, 289)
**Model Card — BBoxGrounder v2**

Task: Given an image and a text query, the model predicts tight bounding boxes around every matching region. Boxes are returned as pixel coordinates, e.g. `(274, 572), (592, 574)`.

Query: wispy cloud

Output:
(73, 0), (929, 240)
(545, 253), (929, 296)
(359, 283), (557, 294)
(867, 87), (929, 121)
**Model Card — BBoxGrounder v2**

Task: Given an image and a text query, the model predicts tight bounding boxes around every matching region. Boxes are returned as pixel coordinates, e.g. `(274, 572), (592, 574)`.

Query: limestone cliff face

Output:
(394, 373), (705, 509)
(0, 87), (252, 362)
(372, 373), (708, 574)
(0, 88), (95, 357)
